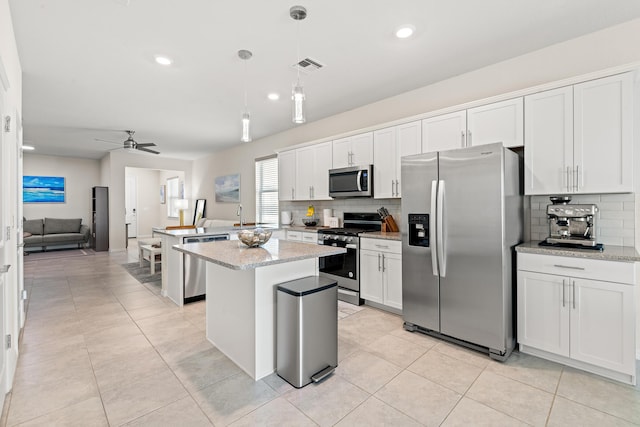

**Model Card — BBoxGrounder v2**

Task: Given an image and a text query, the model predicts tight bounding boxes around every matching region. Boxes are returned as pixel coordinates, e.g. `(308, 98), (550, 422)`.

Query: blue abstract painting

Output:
(23, 176), (66, 203)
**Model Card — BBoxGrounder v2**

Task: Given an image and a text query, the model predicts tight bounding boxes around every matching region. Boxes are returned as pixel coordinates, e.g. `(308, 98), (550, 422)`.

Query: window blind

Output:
(255, 156), (278, 226)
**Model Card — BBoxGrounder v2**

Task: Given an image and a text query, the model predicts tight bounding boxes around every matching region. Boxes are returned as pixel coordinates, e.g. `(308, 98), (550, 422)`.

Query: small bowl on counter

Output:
(237, 228), (272, 247)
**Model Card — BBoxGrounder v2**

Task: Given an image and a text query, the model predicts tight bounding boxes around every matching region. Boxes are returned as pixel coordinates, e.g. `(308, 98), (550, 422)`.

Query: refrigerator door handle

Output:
(437, 180), (446, 277)
(430, 180), (439, 276)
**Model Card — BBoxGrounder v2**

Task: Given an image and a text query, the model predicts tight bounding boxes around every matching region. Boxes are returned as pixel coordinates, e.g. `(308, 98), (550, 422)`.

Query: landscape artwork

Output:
(23, 176), (66, 203)
(215, 174), (240, 203)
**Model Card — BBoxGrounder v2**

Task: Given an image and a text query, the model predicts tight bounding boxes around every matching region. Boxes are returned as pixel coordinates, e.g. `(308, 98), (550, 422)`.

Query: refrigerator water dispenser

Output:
(408, 214), (429, 247)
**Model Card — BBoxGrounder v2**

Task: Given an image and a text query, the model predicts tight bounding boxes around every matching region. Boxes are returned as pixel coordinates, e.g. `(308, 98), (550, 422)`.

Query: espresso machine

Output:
(543, 196), (601, 248)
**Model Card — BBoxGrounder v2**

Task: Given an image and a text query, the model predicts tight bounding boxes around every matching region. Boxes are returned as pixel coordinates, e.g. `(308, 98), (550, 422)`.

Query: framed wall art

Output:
(215, 173), (240, 203)
(23, 175), (66, 203)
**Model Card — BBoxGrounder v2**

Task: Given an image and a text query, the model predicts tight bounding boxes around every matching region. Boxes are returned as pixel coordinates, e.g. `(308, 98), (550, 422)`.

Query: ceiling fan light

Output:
(241, 111), (251, 142)
(292, 84), (306, 124)
(267, 93), (280, 101)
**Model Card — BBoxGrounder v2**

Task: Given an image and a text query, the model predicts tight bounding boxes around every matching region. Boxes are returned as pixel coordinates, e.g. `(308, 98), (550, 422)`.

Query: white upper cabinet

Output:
(525, 72), (633, 195)
(296, 141), (332, 200)
(573, 73), (633, 194)
(374, 121), (421, 198)
(278, 150), (296, 201)
(524, 86), (573, 195)
(422, 98), (523, 154)
(422, 110), (466, 153)
(467, 97), (524, 148)
(332, 132), (374, 168)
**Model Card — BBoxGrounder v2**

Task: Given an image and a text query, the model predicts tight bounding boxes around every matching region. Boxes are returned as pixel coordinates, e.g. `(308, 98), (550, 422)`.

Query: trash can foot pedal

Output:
(311, 366), (335, 383)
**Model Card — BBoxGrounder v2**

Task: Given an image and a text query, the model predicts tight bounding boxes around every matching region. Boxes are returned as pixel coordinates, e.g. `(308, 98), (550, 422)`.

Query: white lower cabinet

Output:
(517, 252), (636, 385)
(360, 238), (402, 311)
(286, 230), (317, 244)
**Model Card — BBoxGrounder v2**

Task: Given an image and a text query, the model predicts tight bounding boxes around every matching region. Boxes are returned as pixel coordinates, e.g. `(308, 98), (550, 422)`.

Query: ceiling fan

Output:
(94, 130), (160, 154)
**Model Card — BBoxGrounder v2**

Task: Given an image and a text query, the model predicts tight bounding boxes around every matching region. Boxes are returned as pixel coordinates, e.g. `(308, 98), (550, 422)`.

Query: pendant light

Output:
(238, 49), (252, 142)
(290, 5), (307, 124)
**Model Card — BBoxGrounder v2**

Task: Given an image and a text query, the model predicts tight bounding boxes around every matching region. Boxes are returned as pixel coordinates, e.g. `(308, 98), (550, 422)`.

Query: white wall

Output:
(23, 154), (101, 226)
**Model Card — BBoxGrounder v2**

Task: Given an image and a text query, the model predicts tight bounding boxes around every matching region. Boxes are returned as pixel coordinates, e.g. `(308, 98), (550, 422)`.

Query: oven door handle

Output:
(345, 244), (357, 249)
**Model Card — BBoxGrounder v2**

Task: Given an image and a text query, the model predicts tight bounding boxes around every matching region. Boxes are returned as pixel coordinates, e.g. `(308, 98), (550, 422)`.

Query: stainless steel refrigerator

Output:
(401, 142), (522, 361)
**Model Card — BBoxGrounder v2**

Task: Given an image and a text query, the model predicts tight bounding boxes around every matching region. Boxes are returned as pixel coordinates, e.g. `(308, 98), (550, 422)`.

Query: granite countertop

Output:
(360, 231), (402, 241)
(173, 238), (346, 270)
(516, 241), (640, 262)
(153, 225), (279, 238)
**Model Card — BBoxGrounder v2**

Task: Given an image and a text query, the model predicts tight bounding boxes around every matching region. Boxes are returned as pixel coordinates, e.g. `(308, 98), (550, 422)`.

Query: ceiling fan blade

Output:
(136, 142), (157, 148)
(94, 138), (121, 145)
(137, 147), (160, 154)
(108, 146), (124, 151)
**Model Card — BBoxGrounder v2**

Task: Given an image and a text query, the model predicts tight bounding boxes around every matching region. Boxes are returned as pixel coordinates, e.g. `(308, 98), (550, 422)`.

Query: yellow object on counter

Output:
(306, 205), (315, 217)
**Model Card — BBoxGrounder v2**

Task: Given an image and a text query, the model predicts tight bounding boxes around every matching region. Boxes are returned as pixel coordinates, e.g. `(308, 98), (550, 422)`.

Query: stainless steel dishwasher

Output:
(183, 234), (229, 303)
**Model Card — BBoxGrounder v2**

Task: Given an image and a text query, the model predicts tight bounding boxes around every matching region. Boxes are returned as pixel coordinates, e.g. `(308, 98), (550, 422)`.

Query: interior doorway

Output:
(125, 175), (138, 238)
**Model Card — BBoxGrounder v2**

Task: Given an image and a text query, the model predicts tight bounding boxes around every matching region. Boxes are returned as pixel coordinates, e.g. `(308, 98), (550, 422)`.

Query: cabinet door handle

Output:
(395, 179), (400, 196)
(391, 180), (395, 197)
(460, 131), (465, 148)
(291, 188), (295, 200)
(574, 165), (579, 192)
(382, 254), (386, 272)
(553, 264), (585, 271)
(375, 244), (389, 249)
(468, 130), (472, 146)
(378, 253), (381, 271)
(566, 166), (571, 192)
(572, 280), (576, 309)
(562, 279), (566, 307)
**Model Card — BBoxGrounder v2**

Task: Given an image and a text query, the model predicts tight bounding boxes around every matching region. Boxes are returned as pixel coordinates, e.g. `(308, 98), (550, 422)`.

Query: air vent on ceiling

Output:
(292, 57), (325, 73)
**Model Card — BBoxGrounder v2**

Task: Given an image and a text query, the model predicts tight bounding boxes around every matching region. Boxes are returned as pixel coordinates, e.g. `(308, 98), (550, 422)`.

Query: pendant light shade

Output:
(290, 6), (307, 125)
(292, 84), (306, 124)
(241, 111), (251, 142)
(238, 49), (252, 142)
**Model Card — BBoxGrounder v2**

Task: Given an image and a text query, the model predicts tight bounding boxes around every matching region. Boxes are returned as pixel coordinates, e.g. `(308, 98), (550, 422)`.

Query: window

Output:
(255, 155), (278, 225)
(166, 176), (179, 218)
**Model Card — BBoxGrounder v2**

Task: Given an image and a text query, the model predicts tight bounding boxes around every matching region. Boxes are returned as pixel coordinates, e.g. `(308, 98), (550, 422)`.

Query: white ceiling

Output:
(10, 0), (640, 160)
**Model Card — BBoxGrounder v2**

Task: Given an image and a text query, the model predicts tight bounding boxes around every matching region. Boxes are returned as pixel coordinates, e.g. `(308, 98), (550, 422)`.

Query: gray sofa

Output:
(23, 218), (90, 251)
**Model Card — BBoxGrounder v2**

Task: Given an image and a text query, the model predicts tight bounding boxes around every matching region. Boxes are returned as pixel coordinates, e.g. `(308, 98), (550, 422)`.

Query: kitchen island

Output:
(173, 238), (346, 380)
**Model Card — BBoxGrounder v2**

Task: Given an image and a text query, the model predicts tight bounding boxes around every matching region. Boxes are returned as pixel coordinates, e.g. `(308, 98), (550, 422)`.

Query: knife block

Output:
(383, 215), (399, 232)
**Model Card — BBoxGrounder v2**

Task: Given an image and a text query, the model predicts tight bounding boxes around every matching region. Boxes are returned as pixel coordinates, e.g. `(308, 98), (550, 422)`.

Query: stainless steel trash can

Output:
(276, 276), (338, 388)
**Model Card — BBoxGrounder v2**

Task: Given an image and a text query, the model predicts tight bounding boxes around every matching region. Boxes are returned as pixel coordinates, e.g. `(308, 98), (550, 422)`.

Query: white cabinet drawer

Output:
(286, 231), (302, 241)
(517, 252), (635, 285)
(301, 231), (318, 244)
(360, 238), (401, 254)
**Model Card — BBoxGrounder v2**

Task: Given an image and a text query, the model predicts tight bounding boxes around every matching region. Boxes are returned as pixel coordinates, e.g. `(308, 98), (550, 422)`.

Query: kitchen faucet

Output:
(237, 204), (243, 227)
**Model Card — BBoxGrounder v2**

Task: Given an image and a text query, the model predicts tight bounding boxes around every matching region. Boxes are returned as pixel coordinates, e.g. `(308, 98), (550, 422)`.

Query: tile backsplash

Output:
(280, 198), (402, 230)
(529, 193), (635, 246)
(281, 193), (635, 247)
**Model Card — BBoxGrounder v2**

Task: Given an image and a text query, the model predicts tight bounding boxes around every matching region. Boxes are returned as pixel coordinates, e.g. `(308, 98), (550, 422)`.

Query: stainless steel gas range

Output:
(317, 212), (382, 305)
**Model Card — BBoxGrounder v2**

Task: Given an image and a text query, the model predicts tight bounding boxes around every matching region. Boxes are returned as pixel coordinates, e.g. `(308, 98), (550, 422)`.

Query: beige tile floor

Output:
(2, 242), (639, 426)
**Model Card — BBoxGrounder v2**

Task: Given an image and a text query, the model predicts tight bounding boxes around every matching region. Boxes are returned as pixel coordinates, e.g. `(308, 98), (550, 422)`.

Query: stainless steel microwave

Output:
(328, 165), (373, 198)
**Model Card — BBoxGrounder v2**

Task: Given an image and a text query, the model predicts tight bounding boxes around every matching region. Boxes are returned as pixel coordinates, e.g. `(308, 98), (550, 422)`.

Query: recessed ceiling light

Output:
(395, 25), (415, 39)
(22, 145), (35, 150)
(267, 93), (280, 101)
(154, 55), (173, 66)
